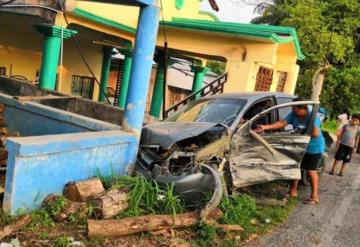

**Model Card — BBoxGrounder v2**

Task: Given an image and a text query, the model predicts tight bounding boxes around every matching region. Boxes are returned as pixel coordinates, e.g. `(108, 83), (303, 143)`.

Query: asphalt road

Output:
(249, 153), (360, 247)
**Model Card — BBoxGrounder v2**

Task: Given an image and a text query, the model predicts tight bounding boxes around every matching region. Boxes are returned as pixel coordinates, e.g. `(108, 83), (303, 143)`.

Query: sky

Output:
(200, 0), (259, 23)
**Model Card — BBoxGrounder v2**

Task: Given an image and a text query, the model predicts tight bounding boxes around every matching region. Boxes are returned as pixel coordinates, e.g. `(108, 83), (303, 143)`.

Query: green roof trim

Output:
(72, 8), (136, 34)
(198, 10), (220, 22)
(162, 18), (305, 60)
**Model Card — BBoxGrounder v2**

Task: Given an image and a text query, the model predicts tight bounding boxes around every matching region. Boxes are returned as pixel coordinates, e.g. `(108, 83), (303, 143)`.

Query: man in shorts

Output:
(330, 114), (360, 176)
(256, 98), (325, 205)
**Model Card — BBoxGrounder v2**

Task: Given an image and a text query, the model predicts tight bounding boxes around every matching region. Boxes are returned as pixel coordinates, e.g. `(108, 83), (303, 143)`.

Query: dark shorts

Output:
(301, 153), (323, 171)
(335, 143), (353, 163)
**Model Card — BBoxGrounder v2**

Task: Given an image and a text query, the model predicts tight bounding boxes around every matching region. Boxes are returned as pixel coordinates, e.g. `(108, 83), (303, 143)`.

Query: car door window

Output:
(242, 98), (275, 128)
(276, 97), (295, 131)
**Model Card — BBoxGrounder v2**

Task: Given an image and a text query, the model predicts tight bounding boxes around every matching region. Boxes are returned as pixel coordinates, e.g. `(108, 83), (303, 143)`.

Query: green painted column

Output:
(149, 56), (165, 118)
(34, 24), (77, 91)
(191, 66), (208, 99)
(98, 47), (113, 102)
(118, 49), (133, 109)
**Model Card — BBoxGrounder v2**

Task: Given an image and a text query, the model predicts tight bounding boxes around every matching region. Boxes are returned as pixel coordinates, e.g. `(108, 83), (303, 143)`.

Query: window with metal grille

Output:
(71, 75), (95, 99)
(0, 67), (6, 76)
(276, 72), (288, 92)
(255, 67), (273, 91)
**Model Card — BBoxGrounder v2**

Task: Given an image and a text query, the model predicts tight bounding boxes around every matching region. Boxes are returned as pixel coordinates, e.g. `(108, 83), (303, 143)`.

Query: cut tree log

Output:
(87, 208), (223, 237)
(0, 215), (32, 240)
(64, 178), (105, 202)
(91, 189), (129, 219)
(43, 194), (87, 222)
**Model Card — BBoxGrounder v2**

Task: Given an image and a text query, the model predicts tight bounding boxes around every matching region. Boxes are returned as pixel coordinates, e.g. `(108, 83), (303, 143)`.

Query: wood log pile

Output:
(41, 177), (243, 239)
(0, 103), (21, 194)
(0, 103), (20, 168)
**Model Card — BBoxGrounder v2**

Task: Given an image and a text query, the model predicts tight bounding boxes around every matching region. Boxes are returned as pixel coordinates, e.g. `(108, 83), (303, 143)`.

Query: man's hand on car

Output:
(255, 125), (267, 133)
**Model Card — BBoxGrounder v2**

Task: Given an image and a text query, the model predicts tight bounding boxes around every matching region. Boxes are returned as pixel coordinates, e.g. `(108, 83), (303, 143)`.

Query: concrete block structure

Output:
(0, 77), (136, 213)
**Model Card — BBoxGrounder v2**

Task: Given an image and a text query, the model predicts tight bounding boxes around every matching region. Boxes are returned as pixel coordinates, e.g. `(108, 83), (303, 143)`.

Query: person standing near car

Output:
(256, 98), (325, 205)
(330, 114), (360, 176)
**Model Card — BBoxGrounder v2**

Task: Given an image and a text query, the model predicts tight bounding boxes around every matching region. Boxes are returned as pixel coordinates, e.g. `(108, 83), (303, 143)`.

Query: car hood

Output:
(140, 122), (221, 149)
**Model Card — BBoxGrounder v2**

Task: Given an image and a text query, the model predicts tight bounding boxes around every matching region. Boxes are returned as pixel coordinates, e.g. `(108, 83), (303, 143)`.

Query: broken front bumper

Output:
(135, 158), (216, 203)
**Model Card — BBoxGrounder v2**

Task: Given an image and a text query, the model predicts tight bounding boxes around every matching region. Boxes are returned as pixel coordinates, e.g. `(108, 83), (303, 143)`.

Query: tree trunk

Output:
(91, 189), (129, 219)
(311, 64), (331, 101)
(87, 208), (223, 237)
(64, 178), (105, 202)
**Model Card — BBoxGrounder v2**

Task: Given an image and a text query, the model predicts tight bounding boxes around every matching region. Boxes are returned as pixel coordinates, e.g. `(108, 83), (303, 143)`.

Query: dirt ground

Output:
(248, 153), (360, 247)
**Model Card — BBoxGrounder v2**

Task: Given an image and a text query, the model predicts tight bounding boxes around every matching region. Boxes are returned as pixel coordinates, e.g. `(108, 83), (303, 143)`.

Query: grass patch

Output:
(111, 176), (185, 218)
(218, 194), (298, 240)
(322, 119), (338, 135)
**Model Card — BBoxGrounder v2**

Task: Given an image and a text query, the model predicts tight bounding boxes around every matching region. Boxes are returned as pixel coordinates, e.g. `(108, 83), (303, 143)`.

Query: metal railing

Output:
(164, 73), (228, 118)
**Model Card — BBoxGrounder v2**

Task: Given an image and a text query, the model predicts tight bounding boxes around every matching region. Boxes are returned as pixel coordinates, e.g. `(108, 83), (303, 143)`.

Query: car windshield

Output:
(165, 98), (247, 126)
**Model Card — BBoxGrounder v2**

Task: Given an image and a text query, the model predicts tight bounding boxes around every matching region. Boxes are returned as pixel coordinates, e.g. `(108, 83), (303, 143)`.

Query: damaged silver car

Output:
(136, 93), (320, 204)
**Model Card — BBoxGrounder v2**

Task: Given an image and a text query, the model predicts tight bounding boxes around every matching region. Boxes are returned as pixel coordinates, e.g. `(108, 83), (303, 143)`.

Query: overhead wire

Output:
(59, 2), (111, 104)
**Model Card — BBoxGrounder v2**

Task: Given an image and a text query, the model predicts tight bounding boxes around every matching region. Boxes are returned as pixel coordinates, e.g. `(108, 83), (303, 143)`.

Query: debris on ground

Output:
(87, 208), (223, 237)
(256, 197), (287, 207)
(0, 238), (20, 247)
(0, 215), (32, 240)
(0, 175), (298, 246)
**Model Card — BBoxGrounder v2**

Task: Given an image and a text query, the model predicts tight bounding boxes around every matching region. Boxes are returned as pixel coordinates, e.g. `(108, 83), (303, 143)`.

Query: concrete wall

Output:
(0, 80), (137, 214)
(4, 130), (136, 214)
(0, 93), (120, 136)
(0, 76), (124, 126)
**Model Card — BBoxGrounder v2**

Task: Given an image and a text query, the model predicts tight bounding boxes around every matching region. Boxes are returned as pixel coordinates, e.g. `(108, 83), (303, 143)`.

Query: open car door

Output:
(229, 101), (320, 188)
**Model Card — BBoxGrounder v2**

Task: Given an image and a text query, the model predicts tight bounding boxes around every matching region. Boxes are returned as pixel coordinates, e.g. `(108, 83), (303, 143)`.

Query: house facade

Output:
(0, 0), (304, 119)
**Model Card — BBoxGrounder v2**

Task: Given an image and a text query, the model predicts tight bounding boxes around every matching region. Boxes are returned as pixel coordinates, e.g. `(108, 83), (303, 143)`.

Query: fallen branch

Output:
(87, 208), (223, 237)
(215, 224), (244, 232)
(0, 215), (32, 240)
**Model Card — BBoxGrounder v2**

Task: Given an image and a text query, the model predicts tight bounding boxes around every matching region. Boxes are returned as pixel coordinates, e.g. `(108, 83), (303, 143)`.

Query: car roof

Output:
(202, 92), (296, 103)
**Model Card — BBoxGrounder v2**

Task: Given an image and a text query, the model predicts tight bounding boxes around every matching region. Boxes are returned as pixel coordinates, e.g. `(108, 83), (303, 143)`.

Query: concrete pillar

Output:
(122, 3), (160, 140)
(118, 49), (133, 109)
(149, 54), (164, 118)
(224, 61), (256, 93)
(98, 47), (113, 102)
(34, 24), (76, 90)
(191, 66), (207, 99)
(283, 64), (300, 94)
